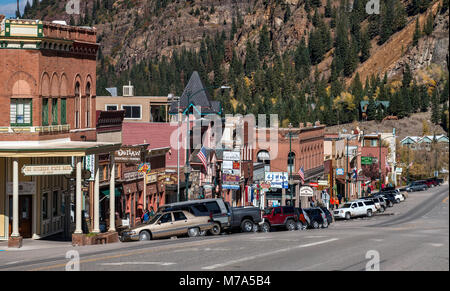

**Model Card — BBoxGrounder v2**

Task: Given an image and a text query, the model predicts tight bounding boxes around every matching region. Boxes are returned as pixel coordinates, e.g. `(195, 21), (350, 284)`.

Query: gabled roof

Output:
(401, 136), (421, 144)
(169, 71), (221, 115)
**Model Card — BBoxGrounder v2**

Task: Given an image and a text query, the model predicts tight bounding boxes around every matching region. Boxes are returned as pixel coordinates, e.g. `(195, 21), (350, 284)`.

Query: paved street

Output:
(0, 185), (448, 271)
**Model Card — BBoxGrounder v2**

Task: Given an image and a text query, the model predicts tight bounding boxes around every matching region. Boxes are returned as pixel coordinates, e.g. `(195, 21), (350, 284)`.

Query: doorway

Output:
(9, 195), (33, 238)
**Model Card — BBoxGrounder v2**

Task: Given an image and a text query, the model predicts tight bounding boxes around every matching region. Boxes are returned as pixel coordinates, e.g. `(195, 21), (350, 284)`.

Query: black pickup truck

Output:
(226, 202), (262, 233)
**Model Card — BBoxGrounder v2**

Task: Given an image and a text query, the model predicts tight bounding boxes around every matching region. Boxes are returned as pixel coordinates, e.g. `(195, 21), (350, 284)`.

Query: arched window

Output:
(257, 150), (270, 173)
(75, 82), (80, 129)
(86, 82), (91, 128)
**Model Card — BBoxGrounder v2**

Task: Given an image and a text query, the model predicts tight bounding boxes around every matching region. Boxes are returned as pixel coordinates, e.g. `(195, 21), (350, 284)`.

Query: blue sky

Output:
(0, 0), (32, 18)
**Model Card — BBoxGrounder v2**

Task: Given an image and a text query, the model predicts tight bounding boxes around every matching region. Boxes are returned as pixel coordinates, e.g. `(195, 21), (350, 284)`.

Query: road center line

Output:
(202, 238), (339, 270)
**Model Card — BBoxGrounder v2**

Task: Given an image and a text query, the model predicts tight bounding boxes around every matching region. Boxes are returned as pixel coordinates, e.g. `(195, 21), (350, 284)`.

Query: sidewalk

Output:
(0, 238), (72, 252)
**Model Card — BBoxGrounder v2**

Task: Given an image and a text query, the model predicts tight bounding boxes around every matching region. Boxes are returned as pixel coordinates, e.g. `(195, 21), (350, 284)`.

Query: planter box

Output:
(72, 232), (119, 247)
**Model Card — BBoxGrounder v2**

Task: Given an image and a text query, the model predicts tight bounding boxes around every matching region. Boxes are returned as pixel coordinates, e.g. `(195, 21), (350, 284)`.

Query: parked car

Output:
(294, 207), (309, 230)
(228, 204), (262, 233)
(426, 178), (440, 187)
(260, 206), (298, 232)
(405, 181), (428, 192)
(120, 210), (214, 241)
(333, 200), (376, 220)
(304, 208), (329, 229)
(359, 196), (386, 212)
(159, 198), (230, 235)
(319, 207), (334, 225)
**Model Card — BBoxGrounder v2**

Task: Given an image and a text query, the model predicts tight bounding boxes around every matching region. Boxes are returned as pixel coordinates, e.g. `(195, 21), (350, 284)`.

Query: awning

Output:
(100, 187), (122, 198)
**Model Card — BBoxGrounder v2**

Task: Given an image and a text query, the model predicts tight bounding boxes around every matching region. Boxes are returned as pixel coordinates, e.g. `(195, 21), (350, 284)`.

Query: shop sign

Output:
(318, 180), (329, 186)
(223, 160), (233, 169)
(115, 146), (142, 163)
(123, 171), (144, 181)
(299, 186), (314, 197)
(7, 182), (36, 195)
(223, 151), (240, 161)
(223, 169), (241, 175)
(336, 168), (345, 176)
(21, 164), (73, 176)
(309, 182), (319, 188)
(222, 184), (240, 190)
(85, 155), (95, 181)
(222, 174), (240, 184)
(361, 156), (373, 165)
(395, 167), (403, 174)
(265, 172), (288, 189)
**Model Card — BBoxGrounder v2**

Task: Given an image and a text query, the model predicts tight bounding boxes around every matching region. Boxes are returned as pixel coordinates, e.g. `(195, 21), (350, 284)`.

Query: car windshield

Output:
(147, 213), (162, 224)
(341, 203), (352, 208)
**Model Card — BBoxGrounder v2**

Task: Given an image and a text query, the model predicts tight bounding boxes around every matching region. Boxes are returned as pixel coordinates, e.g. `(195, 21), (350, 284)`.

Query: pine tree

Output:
(360, 28), (371, 63)
(431, 89), (440, 124)
(258, 25), (271, 59)
(325, 0), (332, 17)
(413, 18), (421, 46)
(423, 12), (434, 36)
(284, 4), (291, 22)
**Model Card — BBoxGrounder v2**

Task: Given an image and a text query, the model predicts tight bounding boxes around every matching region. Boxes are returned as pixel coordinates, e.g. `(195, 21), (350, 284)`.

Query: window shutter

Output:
(42, 98), (48, 126)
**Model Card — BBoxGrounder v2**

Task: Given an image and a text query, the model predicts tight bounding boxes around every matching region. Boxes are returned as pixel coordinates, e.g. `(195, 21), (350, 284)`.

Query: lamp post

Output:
(183, 85), (230, 202)
(288, 123), (294, 206)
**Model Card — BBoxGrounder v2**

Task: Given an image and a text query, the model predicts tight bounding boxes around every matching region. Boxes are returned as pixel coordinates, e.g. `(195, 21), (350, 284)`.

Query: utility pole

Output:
(379, 134), (382, 192)
(177, 97), (181, 202)
(345, 137), (349, 201)
(288, 123), (294, 206)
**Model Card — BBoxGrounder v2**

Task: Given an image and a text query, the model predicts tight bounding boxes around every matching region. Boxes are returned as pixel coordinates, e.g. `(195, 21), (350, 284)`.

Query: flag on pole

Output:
(197, 146), (208, 169)
(298, 167), (305, 183)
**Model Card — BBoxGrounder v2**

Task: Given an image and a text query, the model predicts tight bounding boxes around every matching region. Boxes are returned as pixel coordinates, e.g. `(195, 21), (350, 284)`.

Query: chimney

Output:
(123, 81), (134, 97)
(17, 0), (20, 17)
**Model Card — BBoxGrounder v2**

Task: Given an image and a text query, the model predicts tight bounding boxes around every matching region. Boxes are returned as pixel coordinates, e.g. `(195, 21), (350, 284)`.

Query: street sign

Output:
(336, 168), (345, 176)
(300, 186), (314, 197)
(21, 165), (73, 176)
(361, 156), (373, 165)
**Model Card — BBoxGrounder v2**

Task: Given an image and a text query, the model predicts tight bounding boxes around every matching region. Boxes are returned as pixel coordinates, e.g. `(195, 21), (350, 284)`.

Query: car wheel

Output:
(367, 209), (373, 217)
(252, 223), (259, 232)
(380, 206), (385, 213)
(396, 199), (400, 203)
(286, 219), (296, 231)
(139, 230), (151, 241)
(322, 220), (329, 228)
(209, 223), (221, 236)
(296, 221), (304, 230)
(188, 227), (200, 237)
(345, 212), (351, 220)
(389, 201), (393, 207)
(261, 222), (270, 233)
(312, 221), (320, 229)
(241, 219), (254, 233)
(199, 230), (207, 236)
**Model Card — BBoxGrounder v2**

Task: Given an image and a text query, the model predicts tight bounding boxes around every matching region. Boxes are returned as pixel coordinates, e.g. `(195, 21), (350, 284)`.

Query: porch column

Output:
(74, 157), (83, 234)
(93, 155), (100, 233)
(109, 153), (116, 232)
(11, 158), (20, 237)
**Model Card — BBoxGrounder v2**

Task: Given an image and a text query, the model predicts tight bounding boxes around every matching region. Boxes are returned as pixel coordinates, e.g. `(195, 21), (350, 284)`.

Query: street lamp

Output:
(183, 85), (230, 202)
(288, 123), (294, 206)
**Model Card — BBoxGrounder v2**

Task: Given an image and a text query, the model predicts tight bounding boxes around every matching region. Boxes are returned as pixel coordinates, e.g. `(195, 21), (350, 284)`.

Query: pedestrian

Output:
(367, 186), (372, 195)
(141, 209), (151, 223)
(338, 193), (342, 204)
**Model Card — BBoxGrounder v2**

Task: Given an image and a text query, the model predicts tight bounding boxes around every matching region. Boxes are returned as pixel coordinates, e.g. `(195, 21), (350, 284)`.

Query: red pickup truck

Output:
(260, 206), (298, 232)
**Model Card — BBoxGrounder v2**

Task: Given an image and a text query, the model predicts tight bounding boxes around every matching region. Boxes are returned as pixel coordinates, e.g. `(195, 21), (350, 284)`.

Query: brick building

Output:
(0, 18), (120, 247)
(253, 122), (325, 208)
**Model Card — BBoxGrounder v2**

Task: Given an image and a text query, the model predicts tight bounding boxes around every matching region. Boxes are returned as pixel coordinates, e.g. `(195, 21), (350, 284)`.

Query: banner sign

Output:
(318, 180), (329, 186)
(21, 165), (73, 176)
(222, 174), (240, 184)
(7, 182), (36, 195)
(85, 155), (95, 181)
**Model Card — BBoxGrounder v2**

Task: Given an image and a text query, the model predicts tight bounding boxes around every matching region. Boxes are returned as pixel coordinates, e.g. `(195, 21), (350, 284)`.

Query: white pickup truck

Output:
(333, 200), (377, 220)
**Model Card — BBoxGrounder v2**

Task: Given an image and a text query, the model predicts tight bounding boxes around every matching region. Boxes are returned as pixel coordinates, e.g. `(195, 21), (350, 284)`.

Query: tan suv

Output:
(120, 210), (214, 241)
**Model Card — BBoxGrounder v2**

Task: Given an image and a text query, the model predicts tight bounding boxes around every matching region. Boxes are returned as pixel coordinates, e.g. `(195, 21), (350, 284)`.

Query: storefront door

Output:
(9, 195), (33, 238)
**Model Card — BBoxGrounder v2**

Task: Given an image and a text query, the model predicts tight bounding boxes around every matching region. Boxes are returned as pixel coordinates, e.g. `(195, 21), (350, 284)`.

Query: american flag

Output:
(298, 167), (305, 183)
(197, 147), (208, 169)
